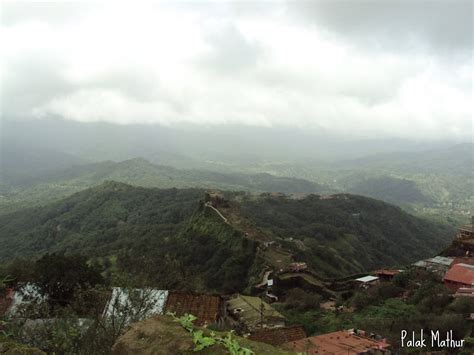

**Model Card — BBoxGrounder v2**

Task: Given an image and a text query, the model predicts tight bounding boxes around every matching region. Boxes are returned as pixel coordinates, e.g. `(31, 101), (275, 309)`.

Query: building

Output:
(164, 291), (222, 326)
(443, 263), (474, 292)
(248, 325), (306, 346)
(103, 289), (222, 327)
(1, 283), (45, 318)
(457, 217), (474, 240)
(227, 294), (286, 330)
(290, 262), (308, 272)
(413, 256), (454, 277)
(453, 257), (474, 266)
(103, 288), (168, 322)
(355, 275), (379, 289)
(375, 270), (401, 282)
(454, 287), (474, 298)
(282, 329), (391, 354)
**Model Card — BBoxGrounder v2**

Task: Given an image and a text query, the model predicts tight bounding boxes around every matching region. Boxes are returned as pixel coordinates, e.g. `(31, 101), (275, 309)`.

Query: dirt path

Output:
(204, 202), (229, 224)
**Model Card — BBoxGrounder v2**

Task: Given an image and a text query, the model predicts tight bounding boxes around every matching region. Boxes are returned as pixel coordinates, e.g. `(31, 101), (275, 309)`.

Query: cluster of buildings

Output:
(103, 289), (392, 353)
(1, 284), (392, 353)
(412, 220), (474, 297)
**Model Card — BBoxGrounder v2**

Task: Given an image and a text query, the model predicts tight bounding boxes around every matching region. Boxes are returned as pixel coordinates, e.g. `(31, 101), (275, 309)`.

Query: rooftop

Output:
(413, 260), (429, 268)
(282, 330), (390, 354)
(227, 295), (285, 328)
(458, 224), (474, 232)
(6, 283), (45, 317)
(248, 325), (307, 346)
(355, 275), (379, 283)
(164, 291), (221, 326)
(375, 269), (401, 276)
(428, 256), (454, 266)
(453, 257), (474, 266)
(103, 288), (168, 321)
(444, 263), (474, 286)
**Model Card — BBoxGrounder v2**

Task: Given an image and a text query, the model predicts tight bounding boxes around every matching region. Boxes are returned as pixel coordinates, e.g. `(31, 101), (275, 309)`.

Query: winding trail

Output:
(204, 202), (229, 224)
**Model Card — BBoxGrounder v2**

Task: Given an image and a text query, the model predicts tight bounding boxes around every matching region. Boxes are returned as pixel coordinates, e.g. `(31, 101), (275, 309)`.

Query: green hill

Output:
(0, 158), (329, 216)
(0, 183), (454, 289)
(239, 193), (453, 276)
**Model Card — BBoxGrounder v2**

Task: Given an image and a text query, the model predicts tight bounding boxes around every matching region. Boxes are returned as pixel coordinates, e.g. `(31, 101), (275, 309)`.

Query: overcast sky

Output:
(1, 1), (472, 140)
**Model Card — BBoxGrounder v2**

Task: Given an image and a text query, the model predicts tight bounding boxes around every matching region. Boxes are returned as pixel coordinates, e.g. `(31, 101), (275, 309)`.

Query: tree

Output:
(34, 254), (104, 308)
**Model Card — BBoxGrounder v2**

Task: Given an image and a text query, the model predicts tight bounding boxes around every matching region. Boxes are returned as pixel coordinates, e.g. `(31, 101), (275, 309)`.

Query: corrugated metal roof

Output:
(103, 287), (168, 322)
(355, 275), (379, 283)
(413, 260), (429, 267)
(7, 283), (45, 317)
(429, 256), (454, 266)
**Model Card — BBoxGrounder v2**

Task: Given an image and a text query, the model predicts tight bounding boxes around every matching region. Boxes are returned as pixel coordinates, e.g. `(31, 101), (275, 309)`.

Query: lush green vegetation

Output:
(0, 182), (260, 293)
(241, 194), (454, 276)
(0, 182), (454, 288)
(277, 269), (474, 353)
(169, 312), (254, 354)
(0, 182), (203, 260)
(117, 207), (259, 293)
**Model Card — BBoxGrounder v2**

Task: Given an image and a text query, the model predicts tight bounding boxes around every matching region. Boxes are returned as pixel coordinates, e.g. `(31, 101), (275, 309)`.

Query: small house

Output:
(355, 276), (379, 289)
(375, 269), (401, 282)
(444, 263), (474, 292)
(227, 294), (285, 330)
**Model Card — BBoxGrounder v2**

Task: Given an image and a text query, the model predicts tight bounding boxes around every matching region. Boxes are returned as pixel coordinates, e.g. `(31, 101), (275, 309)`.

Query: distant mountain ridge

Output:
(335, 143), (473, 174)
(0, 158), (330, 215)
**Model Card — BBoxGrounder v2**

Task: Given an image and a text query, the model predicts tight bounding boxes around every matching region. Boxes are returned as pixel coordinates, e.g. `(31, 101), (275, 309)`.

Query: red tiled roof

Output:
(444, 263), (474, 286)
(282, 330), (390, 354)
(164, 291), (221, 326)
(248, 325), (307, 346)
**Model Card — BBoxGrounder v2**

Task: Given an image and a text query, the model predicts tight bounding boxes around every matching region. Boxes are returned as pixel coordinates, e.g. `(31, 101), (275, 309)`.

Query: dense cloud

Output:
(288, 1), (473, 54)
(0, 1), (472, 139)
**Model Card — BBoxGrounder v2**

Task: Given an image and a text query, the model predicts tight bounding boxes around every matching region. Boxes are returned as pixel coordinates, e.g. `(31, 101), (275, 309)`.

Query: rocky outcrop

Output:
(111, 315), (290, 355)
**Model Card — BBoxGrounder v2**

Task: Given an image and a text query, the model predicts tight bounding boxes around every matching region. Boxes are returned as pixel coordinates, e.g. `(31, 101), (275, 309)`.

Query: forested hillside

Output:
(0, 182), (454, 285)
(240, 194), (454, 276)
(0, 182), (203, 260)
(0, 158), (328, 215)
